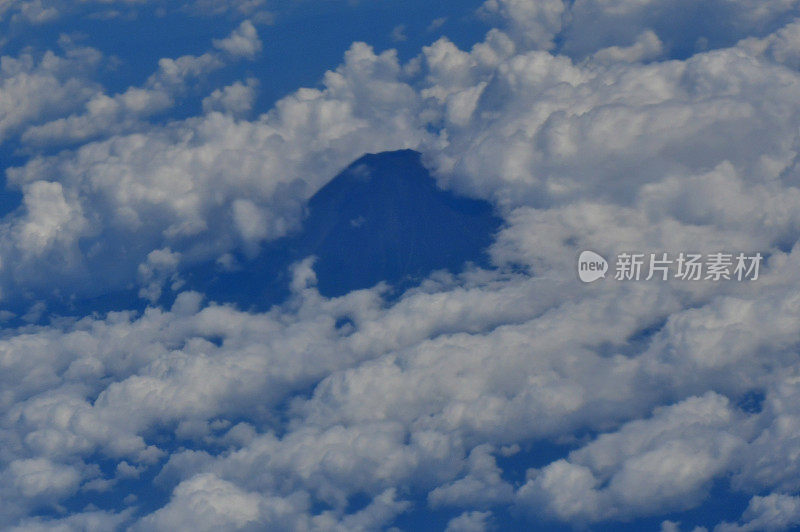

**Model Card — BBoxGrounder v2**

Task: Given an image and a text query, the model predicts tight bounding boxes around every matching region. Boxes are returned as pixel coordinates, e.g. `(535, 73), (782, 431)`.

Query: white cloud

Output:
(5, 3), (800, 531)
(1, 40), (429, 302)
(592, 29), (664, 63)
(202, 78), (258, 116)
(390, 24), (408, 43)
(7, 458), (82, 499)
(0, 0), (272, 25)
(479, 0), (566, 50)
(13, 180), (86, 258)
(480, 0), (800, 58)
(445, 510), (493, 532)
(21, 24), (261, 147)
(137, 247), (182, 303)
(428, 445), (514, 508)
(9, 509), (132, 532)
(716, 494), (800, 531)
(0, 245), (797, 528)
(133, 474), (267, 531)
(212, 20), (262, 59)
(517, 394), (745, 522)
(0, 44), (101, 143)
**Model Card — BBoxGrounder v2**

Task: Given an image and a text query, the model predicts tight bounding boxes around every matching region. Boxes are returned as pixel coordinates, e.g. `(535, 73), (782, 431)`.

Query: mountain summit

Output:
(191, 149), (502, 307)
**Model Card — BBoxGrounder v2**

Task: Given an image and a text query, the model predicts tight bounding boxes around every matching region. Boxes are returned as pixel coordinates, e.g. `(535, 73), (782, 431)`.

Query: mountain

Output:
(185, 149), (503, 308)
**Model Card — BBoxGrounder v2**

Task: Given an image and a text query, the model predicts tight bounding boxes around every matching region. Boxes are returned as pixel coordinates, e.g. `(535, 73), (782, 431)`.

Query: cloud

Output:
(591, 29), (664, 63)
(0, 0), (272, 25)
(0, 43), (101, 143)
(21, 23), (263, 147)
(0, 243), (799, 528)
(133, 474), (271, 531)
(390, 24), (408, 43)
(517, 393), (745, 523)
(5, 2), (800, 530)
(137, 247), (182, 303)
(427, 17), (447, 32)
(428, 445), (514, 508)
(212, 20), (262, 59)
(479, 0), (566, 50)
(202, 78), (258, 116)
(13, 180), (87, 259)
(2, 40), (429, 303)
(479, 0), (800, 58)
(184, 0), (272, 21)
(715, 494), (800, 532)
(0, 0), (58, 24)
(9, 509), (132, 532)
(445, 510), (494, 532)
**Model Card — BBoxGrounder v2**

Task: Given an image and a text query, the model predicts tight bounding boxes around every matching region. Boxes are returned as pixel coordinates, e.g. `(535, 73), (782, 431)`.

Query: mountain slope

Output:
(188, 149), (502, 307)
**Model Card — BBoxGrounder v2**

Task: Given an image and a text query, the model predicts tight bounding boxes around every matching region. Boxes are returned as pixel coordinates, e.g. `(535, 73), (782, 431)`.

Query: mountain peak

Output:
(188, 150), (502, 308)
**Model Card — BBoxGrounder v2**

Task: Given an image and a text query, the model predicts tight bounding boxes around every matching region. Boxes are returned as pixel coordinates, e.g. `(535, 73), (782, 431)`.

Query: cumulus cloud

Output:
(1, 244), (800, 528)
(480, 0), (800, 58)
(591, 29), (664, 63)
(479, 0), (566, 50)
(4, 0), (800, 530)
(716, 494), (800, 532)
(202, 78), (258, 116)
(1, 40), (428, 303)
(137, 247), (182, 303)
(21, 23), (262, 147)
(0, 43), (101, 143)
(212, 20), (262, 59)
(133, 474), (270, 531)
(0, 0), (272, 25)
(517, 394), (745, 522)
(445, 510), (493, 532)
(9, 509), (132, 532)
(428, 445), (514, 508)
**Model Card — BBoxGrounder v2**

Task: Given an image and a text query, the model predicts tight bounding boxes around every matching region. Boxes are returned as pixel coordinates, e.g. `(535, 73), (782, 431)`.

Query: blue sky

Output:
(3, 0), (800, 531)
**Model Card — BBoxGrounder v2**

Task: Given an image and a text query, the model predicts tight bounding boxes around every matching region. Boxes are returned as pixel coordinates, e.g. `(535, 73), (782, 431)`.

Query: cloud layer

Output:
(2, 0), (800, 530)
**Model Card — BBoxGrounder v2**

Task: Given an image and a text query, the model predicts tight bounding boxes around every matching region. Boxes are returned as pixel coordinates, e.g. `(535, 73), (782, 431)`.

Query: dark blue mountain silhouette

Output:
(188, 149), (502, 308)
